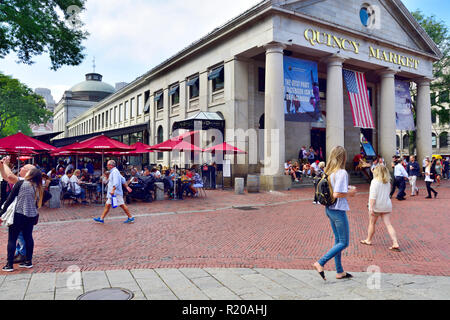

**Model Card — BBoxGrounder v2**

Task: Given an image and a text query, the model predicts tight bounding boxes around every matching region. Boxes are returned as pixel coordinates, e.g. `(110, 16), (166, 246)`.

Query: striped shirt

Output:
(15, 180), (38, 218)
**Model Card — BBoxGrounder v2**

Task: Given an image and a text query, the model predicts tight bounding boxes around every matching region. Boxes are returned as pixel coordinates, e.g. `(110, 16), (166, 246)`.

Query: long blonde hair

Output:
(325, 146), (347, 175)
(373, 165), (391, 184)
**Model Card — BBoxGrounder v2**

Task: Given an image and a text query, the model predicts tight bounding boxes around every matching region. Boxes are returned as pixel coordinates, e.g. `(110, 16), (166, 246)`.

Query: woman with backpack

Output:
(360, 165), (400, 251)
(313, 146), (357, 281)
(1, 167), (44, 271)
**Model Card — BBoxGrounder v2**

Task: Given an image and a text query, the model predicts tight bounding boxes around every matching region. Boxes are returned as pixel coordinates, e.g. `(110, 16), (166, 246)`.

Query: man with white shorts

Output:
(407, 156), (420, 196)
(93, 160), (134, 224)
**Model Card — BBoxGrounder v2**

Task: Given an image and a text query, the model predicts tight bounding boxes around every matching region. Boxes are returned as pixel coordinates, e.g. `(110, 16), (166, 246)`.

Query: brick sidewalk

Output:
(0, 180), (448, 276)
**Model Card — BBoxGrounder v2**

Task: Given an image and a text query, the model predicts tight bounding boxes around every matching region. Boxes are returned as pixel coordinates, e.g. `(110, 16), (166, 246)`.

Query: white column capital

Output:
(264, 42), (286, 54)
(324, 54), (346, 67)
(415, 77), (433, 86)
(377, 68), (397, 79)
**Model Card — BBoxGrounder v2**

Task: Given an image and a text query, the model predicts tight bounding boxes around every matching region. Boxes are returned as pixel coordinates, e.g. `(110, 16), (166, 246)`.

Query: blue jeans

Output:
(15, 232), (26, 256)
(318, 208), (349, 274)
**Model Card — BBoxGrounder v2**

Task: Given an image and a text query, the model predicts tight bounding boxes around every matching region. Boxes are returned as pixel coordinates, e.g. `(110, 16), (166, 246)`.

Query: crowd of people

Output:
(312, 148), (447, 281)
(0, 147), (446, 274)
(284, 146), (326, 183)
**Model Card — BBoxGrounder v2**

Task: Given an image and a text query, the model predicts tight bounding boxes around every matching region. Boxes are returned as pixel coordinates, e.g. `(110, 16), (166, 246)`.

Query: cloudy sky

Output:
(0, 0), (448, 103)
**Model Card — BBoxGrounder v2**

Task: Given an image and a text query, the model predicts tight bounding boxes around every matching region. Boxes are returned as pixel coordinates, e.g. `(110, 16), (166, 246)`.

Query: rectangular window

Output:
(169, 84), (180, 106)
(110, 108), (113, 125)
(155, 91), (164, 110)
(114, 106), (117, 123)
(124, 101), (129, 120)
(143, 91), (150, 113)
(119, 104), (123, 122)
(122, 134), (130, 146)
(137, 95), (142, 116)
(258, 68), (265, 92)
(102, 113), (105, 129)
(209, 65), (224, 92)
(187, 75), (199, 99)
(130, 98), (135, 118)
(106, 111), (109, 127)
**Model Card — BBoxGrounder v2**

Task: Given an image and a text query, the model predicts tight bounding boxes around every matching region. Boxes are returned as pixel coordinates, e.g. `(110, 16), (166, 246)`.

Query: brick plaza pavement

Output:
(0, 179), (447, 277)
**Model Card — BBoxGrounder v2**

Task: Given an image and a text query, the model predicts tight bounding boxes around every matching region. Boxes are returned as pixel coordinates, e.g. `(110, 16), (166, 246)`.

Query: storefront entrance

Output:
(311, 128), (326, 161)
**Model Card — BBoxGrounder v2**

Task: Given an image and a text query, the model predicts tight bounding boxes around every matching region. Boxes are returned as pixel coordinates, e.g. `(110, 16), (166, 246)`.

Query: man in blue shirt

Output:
(93, 160), (134, 224)
(407, 156), (420, 196)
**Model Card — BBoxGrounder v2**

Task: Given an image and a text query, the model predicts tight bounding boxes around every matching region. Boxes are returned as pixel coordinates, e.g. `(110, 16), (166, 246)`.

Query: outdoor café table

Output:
(81, 182), (98, 203)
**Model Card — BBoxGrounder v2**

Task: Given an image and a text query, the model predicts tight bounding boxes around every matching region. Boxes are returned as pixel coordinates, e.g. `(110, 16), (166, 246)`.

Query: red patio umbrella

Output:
(69, 135), (135, 203)
(204, 142), (247, 155)
(148, 136), (203, 200)
(0, 132), (56, 168)
(204, 142), (247, 190)
(112, 142), (154, 155)
(0, 132), (56, 152)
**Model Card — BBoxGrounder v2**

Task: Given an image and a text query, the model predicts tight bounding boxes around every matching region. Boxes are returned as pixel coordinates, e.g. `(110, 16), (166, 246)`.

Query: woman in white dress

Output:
(360, 165), (400, 252)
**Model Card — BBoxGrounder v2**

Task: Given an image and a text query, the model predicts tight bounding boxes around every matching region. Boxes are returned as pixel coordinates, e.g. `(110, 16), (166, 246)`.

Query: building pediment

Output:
(275, 0), (442, 60)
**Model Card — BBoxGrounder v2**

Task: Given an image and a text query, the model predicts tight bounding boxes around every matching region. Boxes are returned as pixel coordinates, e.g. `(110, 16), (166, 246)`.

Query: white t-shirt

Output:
(328, 169), (350, 211)
(425, 167), (434, 182)
(60, 174), (70, 188)
(311, 162), (319, 173)
(69, 175), (81, 194)
(369, 179), (392, 213)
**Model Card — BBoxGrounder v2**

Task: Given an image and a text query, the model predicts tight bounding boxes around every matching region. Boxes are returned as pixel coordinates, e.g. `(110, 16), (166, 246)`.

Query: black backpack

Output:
(315, 174), (336, 207)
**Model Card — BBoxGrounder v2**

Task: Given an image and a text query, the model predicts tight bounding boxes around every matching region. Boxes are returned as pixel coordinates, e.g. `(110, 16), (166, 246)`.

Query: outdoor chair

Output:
(61, 185), (78, 206)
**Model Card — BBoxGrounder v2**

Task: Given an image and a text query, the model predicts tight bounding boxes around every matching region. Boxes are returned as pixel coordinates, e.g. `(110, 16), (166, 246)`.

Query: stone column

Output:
(415, 78), (433, 169)
(325, 55), (346, 161)
(260, 43), (291, 191)
(378, 69), (397, 169)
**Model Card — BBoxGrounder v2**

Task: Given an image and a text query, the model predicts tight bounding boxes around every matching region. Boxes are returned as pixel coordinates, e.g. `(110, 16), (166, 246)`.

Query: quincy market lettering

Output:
(303, 28), (420, 70)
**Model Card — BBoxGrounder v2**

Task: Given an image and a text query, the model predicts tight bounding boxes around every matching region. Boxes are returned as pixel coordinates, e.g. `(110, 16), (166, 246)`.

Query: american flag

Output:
(343, 69), (375, 129)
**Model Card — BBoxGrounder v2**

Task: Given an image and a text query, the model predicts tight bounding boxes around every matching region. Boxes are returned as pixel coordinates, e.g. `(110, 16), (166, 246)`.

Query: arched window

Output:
(440, 132), (448, 148)
(403, 134), (409, 149)
(157, 126), (164, 160)
(432, 133), (437, 148)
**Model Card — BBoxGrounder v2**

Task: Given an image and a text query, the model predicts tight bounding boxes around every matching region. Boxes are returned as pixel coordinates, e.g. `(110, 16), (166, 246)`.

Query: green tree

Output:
(0, 0), (88, 70)
(0, 72), (53, 138)
(409, 10), (449, 154)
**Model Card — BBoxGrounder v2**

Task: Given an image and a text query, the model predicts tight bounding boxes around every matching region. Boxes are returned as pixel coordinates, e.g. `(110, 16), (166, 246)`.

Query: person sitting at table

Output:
(127, 168), (141, 185)
(60, 169), (72, 190)
(47, 168), (57, 180)
(180, 170), (195, 198)
(80, 168), (92, 183)
(56, 166), (65, 178)
(69, 169), (88, 204)
(192, 170), (204, 197)
(162, 169), (174, 198)
(96, 171), (110, 201)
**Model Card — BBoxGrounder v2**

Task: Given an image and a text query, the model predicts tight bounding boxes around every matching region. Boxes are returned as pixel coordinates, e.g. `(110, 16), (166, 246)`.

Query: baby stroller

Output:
(126, 176), (155, 203)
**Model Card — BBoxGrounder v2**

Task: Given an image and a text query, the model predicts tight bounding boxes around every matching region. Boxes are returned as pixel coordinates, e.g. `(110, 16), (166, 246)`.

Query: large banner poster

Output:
(283, 56), (322, 122)
(395, 80), (415, 131)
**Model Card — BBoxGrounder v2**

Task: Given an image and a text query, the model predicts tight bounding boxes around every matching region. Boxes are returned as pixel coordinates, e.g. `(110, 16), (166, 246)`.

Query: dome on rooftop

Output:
(69, 73), (115, 102)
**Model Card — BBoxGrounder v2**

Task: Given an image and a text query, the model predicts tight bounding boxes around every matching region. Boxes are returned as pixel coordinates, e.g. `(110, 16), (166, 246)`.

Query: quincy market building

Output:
(57, 0), (441, 190)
